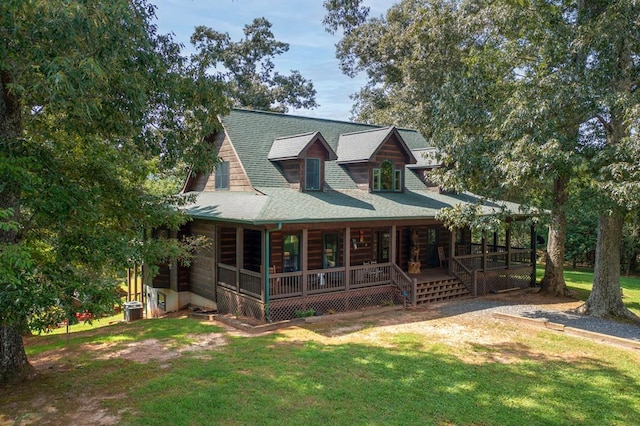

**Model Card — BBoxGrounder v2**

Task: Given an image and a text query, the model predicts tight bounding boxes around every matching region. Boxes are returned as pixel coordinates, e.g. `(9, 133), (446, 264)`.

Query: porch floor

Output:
(407, 267), (454, 284)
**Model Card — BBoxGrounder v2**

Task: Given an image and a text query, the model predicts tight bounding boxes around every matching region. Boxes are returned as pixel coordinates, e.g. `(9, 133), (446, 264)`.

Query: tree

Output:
(190, 17), (318, 113)
(324, 0), (580, 296)
(1, 0), (227, 383)
(326, 1), (640, 317)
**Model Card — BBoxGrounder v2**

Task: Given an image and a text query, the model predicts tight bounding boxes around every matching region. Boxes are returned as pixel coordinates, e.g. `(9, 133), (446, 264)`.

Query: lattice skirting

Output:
(476, 268), (533, 295)
(217, 284), (402, 323)
(216, 286), (266, 322)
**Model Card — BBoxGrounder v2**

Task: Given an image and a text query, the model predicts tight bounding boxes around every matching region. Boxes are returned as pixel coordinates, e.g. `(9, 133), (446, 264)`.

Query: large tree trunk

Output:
(580, 212), (637, 320)
(1, 66), (32, 383)
(540, 175), (570, 296)
(0, 325), (33, 383)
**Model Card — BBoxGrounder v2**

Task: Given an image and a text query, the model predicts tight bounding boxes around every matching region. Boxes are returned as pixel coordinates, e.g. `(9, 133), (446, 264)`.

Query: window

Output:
(215, 161), (229, 190)
(283, 234), (300, 272)
(373, 160), (402, 192)
(305, 158), (321, 190)
(394, 169), (402, 191)
(323, 233), (339, 268)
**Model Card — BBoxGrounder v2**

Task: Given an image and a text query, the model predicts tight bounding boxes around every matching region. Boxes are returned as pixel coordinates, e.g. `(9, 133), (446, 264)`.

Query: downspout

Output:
(265, 222), (282, 322)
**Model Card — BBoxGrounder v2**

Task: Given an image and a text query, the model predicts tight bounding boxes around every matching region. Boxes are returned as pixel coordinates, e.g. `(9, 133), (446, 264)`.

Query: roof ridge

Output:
(339, 126), (394, 137)
(273, 131), (317, 141)
(230, 107), (379, 128)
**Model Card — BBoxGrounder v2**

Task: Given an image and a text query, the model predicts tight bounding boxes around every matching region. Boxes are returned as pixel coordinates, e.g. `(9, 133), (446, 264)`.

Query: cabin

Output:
(146, 109), (537, 322)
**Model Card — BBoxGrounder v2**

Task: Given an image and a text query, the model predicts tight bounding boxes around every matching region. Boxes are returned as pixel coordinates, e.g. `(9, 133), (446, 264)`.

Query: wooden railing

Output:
(451, 257), (476, 296)
(307, 268), (346, 294)
(391, 263), (415, 306)
(239, 269), (261, 298)
(349, 263), (390, 288)
(269, 271), (302, 299)
(218, 264), (237, 289)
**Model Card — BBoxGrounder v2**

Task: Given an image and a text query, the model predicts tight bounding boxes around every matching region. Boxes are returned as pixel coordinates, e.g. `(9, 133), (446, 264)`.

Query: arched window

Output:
(373, 160), (402, 192)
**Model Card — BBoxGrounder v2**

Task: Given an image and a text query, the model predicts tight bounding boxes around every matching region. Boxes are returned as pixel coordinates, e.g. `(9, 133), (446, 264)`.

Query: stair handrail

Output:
(451, 257), (476, 296)
(391, 263), (415, 306)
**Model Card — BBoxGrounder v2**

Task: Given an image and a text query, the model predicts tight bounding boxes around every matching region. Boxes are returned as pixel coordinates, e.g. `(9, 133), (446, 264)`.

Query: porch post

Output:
(506, 220), (512, 269)
(302, 228), (308, 297)
(261, 229), (267, 302)
(530, 224), (537, 286)
(390, 224), (397, 266)
(212, 225), (218, 302)
(344, 227), (351, 290)
(448, 227), (455, 274)
(235, 227), (243, 292)
(482, 231), (487, 271)
(169, 229), (178, 294)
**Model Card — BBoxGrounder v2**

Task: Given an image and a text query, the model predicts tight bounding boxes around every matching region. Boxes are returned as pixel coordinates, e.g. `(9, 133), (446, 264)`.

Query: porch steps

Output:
(414, 277), (470, 305)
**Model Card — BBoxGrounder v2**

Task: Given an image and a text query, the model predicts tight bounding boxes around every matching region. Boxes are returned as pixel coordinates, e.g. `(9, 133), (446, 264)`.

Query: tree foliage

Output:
(0, 0), (228, 382)
(326, 0), (640, 317)
(190, 17), (318, 113)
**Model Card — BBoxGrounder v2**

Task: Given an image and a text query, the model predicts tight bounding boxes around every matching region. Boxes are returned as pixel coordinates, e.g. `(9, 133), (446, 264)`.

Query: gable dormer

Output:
(336, 127), (416, 192)
(268, 132), (337, 191)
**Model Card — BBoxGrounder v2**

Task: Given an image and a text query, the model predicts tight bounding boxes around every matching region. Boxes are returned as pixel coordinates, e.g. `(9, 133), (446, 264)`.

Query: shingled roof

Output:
(219, 109), (427, 189)
(268, 131), (337, 161)
(184, 109), (525, 224)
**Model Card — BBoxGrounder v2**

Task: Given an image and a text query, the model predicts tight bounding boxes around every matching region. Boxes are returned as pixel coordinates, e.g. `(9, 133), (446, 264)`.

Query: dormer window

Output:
(373, 160), (402, 192)
(305, 158), (321, 190)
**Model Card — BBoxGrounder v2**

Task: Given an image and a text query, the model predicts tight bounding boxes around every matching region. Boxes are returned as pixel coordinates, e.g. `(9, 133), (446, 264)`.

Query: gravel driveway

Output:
(434, 297), (640, 342)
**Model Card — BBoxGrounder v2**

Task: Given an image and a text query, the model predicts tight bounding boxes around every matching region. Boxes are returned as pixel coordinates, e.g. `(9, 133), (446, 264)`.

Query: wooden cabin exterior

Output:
(146, 109), (536, 322)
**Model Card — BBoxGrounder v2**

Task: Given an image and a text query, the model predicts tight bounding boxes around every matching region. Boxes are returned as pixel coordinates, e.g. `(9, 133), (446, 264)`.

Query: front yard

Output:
(1, 270), (639, 425)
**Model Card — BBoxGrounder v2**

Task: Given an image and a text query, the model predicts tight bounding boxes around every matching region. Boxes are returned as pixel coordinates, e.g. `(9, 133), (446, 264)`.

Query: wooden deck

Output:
(408, 268), (455, 284)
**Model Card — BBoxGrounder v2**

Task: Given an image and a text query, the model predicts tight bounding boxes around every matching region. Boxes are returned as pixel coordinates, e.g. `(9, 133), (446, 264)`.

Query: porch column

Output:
(302, 228), (308, 297)
(261, 229), (267, 302)
(530, 224), (537, 286)
(344, 227), (351, 290)
(212, 225), (218, 302)
(235, 227), (243, 292)
(506, 221), (512, 269)
(448, 227), (456, 274)
(390, 225), (397, 266)
(482, 231), (487, 271)
(169, 229), (178, 293)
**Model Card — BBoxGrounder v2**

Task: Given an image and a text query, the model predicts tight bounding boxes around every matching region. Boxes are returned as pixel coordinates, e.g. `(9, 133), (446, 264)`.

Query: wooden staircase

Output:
(414, 276), (470, 305)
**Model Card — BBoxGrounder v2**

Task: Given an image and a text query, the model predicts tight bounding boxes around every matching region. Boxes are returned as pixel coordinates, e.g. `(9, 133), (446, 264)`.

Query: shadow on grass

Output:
(4, 322), (640, 425)
(24, 317), (224, 357)
(125, 333), (640, 426)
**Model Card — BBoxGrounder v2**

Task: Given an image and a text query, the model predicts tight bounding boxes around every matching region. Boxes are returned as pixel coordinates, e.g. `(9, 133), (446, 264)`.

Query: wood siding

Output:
(186, 132), (252, 192)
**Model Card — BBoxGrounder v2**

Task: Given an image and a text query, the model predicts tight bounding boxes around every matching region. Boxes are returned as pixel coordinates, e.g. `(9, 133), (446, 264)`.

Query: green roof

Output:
(220, 109), (428, 189)
(184, 109), (525, 225)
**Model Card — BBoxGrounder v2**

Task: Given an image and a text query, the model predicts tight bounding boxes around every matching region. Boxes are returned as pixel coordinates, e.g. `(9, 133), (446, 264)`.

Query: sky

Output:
(151, 0), (395, 121)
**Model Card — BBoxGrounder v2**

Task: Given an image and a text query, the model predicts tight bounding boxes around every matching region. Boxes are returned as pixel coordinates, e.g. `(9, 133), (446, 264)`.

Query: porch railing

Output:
(349, 263), (390, 288)
(451, 257), (476, 296)
(239, 269), (261, 298)
(391, 263), (415, 306)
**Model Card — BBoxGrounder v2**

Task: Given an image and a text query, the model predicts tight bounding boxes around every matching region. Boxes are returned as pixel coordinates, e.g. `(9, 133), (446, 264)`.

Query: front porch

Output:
(172, 218), (538, 322)
(215, 245), (535, 322)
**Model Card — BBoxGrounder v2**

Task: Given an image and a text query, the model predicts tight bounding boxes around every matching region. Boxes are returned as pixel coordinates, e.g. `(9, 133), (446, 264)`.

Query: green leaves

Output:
(1, 0), (228, 337)
(190, 18), (318, 113)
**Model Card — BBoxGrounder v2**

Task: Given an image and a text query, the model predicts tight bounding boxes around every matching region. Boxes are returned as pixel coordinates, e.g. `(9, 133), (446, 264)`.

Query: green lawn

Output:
(2, 270), (639, 425)
(537, 266), (640, 316)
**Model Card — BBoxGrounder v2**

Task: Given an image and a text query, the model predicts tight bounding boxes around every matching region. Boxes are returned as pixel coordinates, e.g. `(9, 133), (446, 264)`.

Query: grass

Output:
(537, 265), (640, 316)
(2, 270), (639, 425)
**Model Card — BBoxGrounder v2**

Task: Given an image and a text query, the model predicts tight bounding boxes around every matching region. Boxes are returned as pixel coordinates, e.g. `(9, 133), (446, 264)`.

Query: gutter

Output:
(264, 222), (282, 323)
